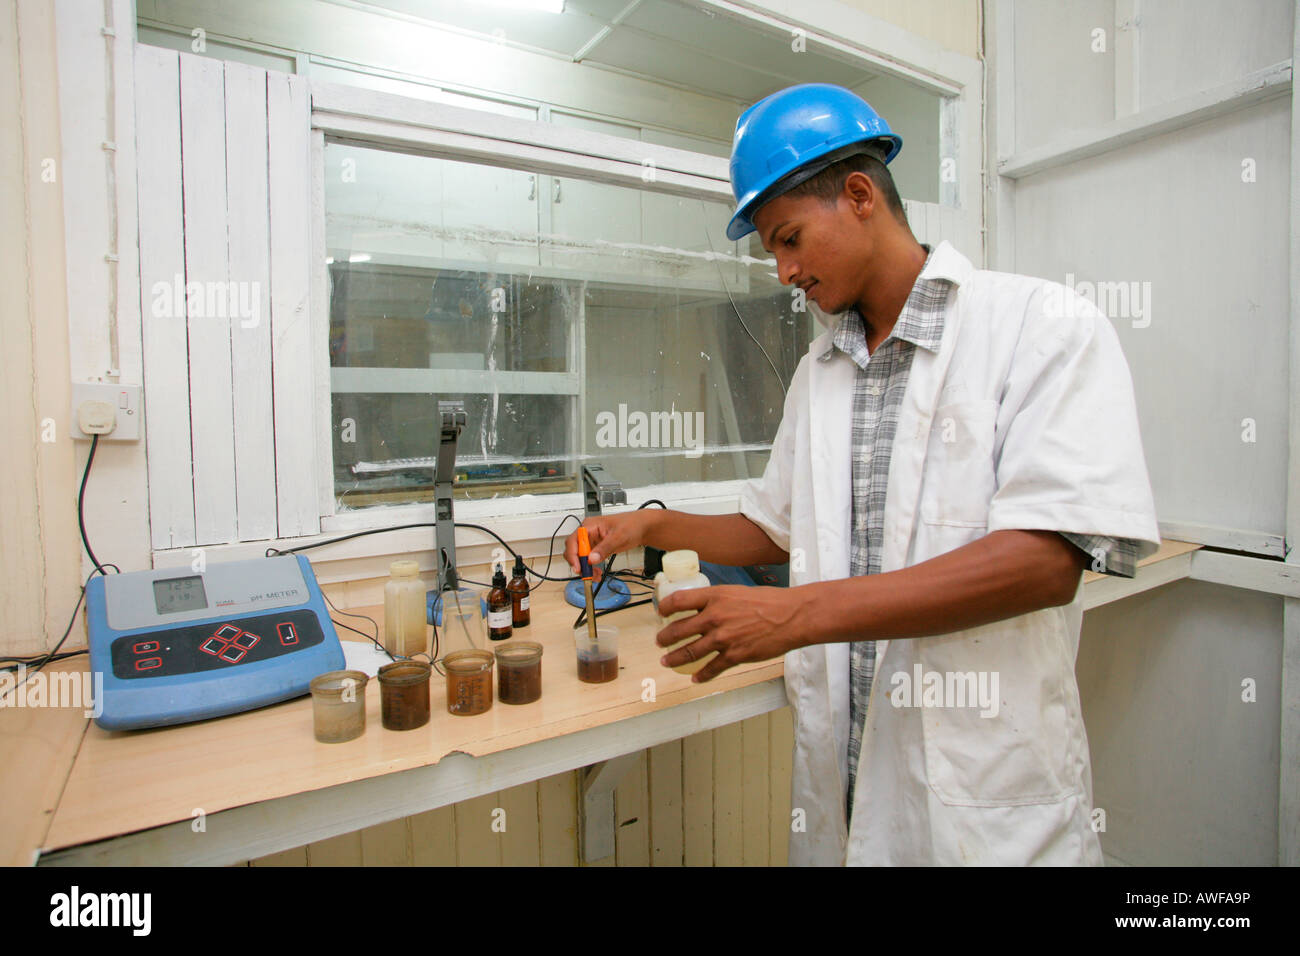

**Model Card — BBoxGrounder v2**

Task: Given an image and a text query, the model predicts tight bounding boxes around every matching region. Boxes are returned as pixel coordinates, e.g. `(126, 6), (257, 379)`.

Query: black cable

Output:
(267, 517), (585, 588)
(0, 649), (87, 670)
(699, 199), (787, 398)
(577, 597), (654, 629)
(266, 522), (437, 557)
(637, 499), (668, 510)
(78, 434), (108, 574)
(4, 565), (116, 690)
(321, 589), (392, 660)
(456, 518), (579, 586)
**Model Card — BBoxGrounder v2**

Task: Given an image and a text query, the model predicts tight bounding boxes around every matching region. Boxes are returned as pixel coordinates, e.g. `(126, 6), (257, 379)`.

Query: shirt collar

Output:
(818, 242), (950, 363)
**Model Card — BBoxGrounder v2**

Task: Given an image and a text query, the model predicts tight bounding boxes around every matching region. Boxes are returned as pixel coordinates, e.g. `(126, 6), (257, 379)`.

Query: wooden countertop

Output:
(5, 537), (1202, 864)
(38, 576), (782, 854)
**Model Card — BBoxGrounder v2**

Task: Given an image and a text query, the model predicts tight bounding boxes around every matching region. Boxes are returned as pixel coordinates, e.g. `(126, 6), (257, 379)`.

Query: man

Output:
(565, 84), (1160, 865)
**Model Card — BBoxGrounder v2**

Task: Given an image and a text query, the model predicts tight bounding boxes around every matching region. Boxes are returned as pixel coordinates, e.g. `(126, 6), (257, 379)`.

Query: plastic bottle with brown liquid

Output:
(383, 560), (428, 658)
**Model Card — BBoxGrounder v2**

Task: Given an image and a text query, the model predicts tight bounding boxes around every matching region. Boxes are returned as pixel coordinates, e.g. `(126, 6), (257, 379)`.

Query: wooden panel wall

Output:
(244, 708), (795, 867)
(135, 47), (320, 550)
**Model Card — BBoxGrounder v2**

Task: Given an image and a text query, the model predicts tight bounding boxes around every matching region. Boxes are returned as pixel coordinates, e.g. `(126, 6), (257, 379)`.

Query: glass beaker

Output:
(437, 585), (487, 656)
(495, 641), (543, 705)
(573, 623), (619, 683)
(309, 669), (370, 743)
(443, 649), (494, 716)
(378, 660), (432, 731)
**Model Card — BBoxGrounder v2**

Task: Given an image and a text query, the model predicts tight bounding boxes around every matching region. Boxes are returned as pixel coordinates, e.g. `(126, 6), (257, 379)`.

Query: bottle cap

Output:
(513, 554), (526, 574)
(390, 560), (420, 578)
(661, 549), (700, 580)
(493, 568), (507, 587)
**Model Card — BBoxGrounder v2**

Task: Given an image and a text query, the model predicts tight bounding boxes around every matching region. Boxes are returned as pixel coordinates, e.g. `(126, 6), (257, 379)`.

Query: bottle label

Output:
(488, 609), (512, 629)
(519, 596), (530, 612)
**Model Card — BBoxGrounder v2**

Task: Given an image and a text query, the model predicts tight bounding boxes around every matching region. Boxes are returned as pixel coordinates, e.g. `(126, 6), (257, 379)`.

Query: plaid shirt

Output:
(835, 246), (1142, 818)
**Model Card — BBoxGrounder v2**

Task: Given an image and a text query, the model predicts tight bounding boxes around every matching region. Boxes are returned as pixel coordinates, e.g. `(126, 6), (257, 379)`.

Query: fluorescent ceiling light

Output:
(474, 0), (564, 12)
(349, 254), (372, 263)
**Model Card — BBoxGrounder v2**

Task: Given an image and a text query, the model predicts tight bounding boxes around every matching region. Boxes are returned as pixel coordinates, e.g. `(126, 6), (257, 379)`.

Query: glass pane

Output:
(325, 141), (811, 510)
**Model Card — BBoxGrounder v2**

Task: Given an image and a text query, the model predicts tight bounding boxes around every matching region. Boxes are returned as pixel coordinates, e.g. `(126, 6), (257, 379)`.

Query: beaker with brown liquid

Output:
(378, 660), (431, 730)
(495, 641), (543, 704)
(573, 624), (619, 684)
(443, 649), (494, 715)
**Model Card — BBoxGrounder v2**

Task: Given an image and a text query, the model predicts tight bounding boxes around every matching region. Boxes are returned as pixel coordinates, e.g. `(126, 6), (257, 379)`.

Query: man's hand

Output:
(564, 511), (660, 578)
(656, 584), (812, 683)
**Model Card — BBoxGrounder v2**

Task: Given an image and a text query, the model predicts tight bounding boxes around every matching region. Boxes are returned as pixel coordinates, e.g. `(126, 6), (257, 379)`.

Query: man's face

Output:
(752, 188), (869, 315)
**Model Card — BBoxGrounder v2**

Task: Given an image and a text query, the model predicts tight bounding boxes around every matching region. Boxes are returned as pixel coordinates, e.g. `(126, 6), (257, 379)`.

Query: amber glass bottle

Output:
(487, 567), (513, 640)
(508, 555), (530, 628)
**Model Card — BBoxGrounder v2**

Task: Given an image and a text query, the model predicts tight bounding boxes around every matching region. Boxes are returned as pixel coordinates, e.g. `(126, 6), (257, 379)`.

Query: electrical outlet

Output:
(72, 383), (142, 441)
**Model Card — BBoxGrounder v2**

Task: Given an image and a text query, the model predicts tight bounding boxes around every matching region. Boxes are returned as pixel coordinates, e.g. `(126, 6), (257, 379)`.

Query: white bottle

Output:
(654, 550), (716, 675)
(384, 560), (428, 658)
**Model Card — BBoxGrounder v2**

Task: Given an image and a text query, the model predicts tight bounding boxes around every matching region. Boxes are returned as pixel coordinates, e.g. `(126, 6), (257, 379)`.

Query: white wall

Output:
(992, 0), (1296, 865)
(1079, 581), (1281, 865)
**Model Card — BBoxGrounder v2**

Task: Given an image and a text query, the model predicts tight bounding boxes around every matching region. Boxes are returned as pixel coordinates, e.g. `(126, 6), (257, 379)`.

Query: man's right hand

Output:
(564, 510), (661, 578)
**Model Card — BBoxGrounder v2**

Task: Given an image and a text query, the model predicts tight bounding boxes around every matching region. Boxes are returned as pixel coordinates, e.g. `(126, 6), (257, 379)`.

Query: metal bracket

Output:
(434, 401), (467, 594)
(579, 752), (641, 862)
(582, 463), (626, 518)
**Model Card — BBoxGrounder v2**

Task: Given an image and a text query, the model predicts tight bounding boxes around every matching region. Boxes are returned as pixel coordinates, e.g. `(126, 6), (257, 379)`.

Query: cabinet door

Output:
(990, 0), (1291, 551)
(543, 115), (641, 277)
(326, 145), (447, 262)
(441, 160), (541, 268)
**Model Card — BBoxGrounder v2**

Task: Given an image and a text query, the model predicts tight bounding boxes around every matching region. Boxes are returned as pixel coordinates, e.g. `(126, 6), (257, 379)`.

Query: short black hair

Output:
(780, 145), (909, 227)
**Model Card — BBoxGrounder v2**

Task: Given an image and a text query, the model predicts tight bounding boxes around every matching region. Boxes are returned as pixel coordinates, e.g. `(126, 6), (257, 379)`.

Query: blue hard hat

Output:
(726, 83), (902, 241)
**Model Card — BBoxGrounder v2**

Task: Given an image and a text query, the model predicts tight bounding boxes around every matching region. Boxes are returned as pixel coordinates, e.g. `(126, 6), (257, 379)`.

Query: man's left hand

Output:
(656, 585), (810, 682)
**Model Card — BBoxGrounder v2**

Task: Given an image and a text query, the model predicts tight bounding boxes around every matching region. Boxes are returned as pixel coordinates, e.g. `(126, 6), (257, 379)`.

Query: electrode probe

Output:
(576, 527), (599, 647)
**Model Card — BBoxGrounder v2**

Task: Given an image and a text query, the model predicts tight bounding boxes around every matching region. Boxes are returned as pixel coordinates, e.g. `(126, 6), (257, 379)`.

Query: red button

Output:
(233, 631), (260, 649)
(277, 622), (298, 645)
(133, 640), (160, 654)
(218, 645), (246, 664)
(200, 637), (226, 656)
(215, 624), (242, 640)
(135, 657), (162, 671)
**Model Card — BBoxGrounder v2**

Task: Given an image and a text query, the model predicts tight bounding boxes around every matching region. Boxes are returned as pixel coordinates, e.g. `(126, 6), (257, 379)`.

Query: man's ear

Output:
(842, 171), (876, 219)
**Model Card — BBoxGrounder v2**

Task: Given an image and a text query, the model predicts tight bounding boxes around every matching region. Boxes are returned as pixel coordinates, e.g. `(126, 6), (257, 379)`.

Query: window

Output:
(323, 142), (810, 510)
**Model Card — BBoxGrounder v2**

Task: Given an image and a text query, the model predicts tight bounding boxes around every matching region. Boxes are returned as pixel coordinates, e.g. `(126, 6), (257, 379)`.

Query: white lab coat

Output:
(740, 241), (1160, 866)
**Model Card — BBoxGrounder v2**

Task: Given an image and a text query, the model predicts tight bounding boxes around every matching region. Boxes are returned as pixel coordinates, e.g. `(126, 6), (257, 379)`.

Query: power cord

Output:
(266, 498), (675, 634)
(78, 434), (110, 575)
(320, 589), (392, 661)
